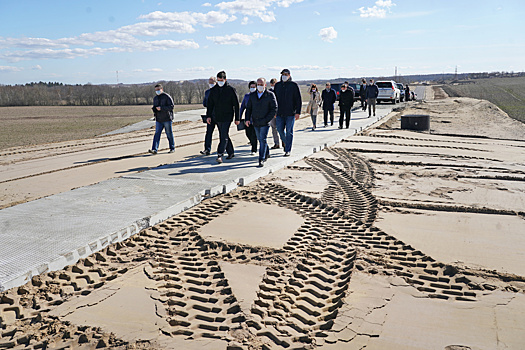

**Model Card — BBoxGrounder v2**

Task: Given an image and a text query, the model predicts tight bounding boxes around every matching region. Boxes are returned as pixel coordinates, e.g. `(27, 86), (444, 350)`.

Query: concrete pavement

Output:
(0, 105), (393, 292)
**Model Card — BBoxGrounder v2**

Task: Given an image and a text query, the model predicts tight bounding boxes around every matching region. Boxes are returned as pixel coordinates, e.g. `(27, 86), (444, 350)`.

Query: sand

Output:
(1, 89), (525, 349)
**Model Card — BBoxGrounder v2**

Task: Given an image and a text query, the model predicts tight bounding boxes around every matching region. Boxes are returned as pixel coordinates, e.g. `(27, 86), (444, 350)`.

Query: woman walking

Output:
(306, 84), (321, 130)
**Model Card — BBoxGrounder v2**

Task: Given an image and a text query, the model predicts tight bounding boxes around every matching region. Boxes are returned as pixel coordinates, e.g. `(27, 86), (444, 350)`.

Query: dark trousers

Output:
(245, 124), (257, 152)
(361, 96), (367, 110)
(205, 119), (233, 154)
(339, 107), (351, 128)
(323, 109), (334, 126)
(217, 121), (234, 157)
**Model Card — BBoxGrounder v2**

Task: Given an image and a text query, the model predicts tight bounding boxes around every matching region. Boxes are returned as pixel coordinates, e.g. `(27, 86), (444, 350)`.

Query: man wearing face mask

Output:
(205, 71), (240, 164)
(321, 82), (337, 127)
(240, 81), (258, 155)
(365, 79), (379, 117)
(337, 83), (354, 129)
(273, 69), (301, 157)
(245, 77), (278, 167)
(149, 83), (175, 154)
(201, 76), (234, 156)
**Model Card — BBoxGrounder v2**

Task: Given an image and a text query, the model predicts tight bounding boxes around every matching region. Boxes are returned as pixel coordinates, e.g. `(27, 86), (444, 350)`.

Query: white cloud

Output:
(358, 0), (396, 18)
(314, 11), (320, 16)
(202, 2), (212, 6)
(319, 27), (337, 42)
(147, 68), (163, 72)
(0, 65), (23, 72)
(207, 32), (276, 45)
(241, 17), (250, 25)
(215, 0), (304, 22)
(32, 65), (42, 70)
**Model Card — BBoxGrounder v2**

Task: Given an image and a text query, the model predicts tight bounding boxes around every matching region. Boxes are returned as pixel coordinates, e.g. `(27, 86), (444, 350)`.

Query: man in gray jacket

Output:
(245, 78), (278, 167)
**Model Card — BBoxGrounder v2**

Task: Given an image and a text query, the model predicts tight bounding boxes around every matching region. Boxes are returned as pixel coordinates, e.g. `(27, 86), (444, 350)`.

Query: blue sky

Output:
(0, 0), (523, 84)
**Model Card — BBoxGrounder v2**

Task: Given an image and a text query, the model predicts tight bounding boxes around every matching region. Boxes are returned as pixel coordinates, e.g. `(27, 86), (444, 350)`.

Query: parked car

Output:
(396, 83), (405, 102)
(376, 80), (400, 104)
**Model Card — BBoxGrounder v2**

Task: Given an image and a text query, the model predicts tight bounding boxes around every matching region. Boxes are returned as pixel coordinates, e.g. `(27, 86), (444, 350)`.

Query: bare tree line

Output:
(0, 80), (246, 107)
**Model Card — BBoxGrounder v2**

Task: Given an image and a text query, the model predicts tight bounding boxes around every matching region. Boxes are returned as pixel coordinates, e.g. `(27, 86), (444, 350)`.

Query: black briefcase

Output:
(236, 120), (246, 131)
(201, 115), (208, 123)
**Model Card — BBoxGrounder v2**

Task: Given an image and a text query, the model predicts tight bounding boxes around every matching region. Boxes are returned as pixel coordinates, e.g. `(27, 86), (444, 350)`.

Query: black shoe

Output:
(271, 144), (280, 149)
(284, 152), (290, 157)
(148, 149), (157, 154)
(169, 149), (175, 153)
(200, 150), (210, 155)
(258, 160), (265, 167)
(338, 126), (342, 129)
(226, 154), (235, 159)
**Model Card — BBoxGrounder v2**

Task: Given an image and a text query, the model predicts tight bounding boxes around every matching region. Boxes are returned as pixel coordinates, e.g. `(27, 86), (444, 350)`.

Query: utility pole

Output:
(454, 66), (458, 81)
(116, 70), (119, 84)
(395, 66), (397, 80)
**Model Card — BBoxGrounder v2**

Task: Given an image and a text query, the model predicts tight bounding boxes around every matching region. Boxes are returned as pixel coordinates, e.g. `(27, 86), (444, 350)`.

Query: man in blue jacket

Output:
(321, 82), (337, 127)
(273, 68), (301, 157)
(365, 79), (379, 117)
(245, 77), (278, 167)
(205, 71), (240, 164)
(149, 84), (175, 154)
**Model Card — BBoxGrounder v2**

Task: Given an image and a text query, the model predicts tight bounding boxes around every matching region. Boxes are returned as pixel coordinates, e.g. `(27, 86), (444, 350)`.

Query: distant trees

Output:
(0, 80), (216, 107)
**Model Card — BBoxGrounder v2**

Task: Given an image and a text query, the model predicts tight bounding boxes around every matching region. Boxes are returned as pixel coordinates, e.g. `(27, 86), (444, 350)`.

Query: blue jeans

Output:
(254, 125), (270, 161)
(152, 120), (175, 151)
(276, 115), (295, 153)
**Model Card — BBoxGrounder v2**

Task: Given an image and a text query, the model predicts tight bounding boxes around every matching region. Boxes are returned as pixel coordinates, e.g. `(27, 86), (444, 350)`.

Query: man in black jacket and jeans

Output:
(149, 84), (175, 154)
(321, 82), (337, 127)
(338, 83), (354, 129)
(245, 77), (278, 167)
(205, 71), (240, 164)
(274, 68), (301, 157)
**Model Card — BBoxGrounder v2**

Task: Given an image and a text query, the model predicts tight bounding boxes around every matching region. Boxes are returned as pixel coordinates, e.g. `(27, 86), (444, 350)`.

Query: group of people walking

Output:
(149, 71), (399, 168)
(150, 69), (301, 168)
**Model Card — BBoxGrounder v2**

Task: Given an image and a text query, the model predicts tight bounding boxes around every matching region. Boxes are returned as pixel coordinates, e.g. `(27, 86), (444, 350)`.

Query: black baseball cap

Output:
(281, 68), (290, 75)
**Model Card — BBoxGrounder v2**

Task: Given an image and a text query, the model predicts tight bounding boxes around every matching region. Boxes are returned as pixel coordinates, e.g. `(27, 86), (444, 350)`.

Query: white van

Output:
(376, 80), (400, 104)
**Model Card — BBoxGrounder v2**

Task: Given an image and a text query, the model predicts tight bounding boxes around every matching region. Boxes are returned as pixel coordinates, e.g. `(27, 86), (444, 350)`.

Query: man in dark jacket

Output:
(338, 83), (354, 129)
(149, 83), (175, 154)
(273, 68), (301, 156)
(205, 71), (240, 164)
(321, 82), (337, 127)
(365, 79), (379, 117)
(202, 76), (233, 156)
(245, 77), (278, 167)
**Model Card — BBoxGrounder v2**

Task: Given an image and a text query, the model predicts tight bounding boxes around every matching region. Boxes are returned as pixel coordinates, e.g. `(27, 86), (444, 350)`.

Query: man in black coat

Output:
(365, 79), (379, 117)
(321, 82), (337, 127)
(338, 83), (354, 129)
(245, 77), (278, 167)
(205, 71), (240, 164)
(273, 68), (301, 156)
(149, 83), (175, 154)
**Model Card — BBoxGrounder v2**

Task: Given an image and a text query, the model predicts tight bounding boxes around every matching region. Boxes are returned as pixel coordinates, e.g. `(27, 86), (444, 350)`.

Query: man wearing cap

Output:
(273, 69), (302, 157)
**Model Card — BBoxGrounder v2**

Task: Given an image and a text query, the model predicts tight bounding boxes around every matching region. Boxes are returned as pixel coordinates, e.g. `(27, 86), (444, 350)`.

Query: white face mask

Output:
(312, 89), (316, 92)
(326, 87), (330, 91)
(281, 75), (289, 82)
(257, 85), (265, 92)
(217, 80), (225, 87)
(209, 83), (215, 89)
(155, 90), (162, 95)
(250, 87), (256, 93)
